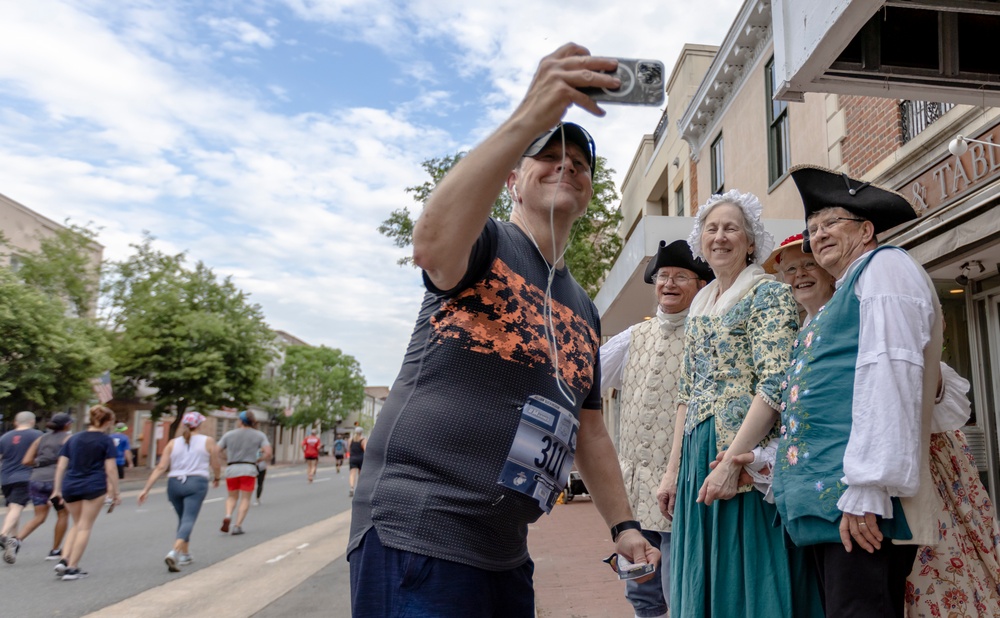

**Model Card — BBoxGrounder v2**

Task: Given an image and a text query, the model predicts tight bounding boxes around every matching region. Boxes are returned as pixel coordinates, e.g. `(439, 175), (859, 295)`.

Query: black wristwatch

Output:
(611, 520), (642, 542)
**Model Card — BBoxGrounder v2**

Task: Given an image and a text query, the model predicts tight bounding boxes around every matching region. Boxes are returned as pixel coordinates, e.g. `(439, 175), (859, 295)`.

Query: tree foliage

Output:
(0, 226), (112, 418)
(278, 345), (366, 428)
(377, 152), (622, 297)
(104, 236), (275, 437)
(15, 223), (102, 317)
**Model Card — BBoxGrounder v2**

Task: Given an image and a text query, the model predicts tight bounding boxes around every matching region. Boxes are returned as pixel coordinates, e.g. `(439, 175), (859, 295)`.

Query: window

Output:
(766, 57), (791, 184)
(710, 134), (724, 194)
(674, 183), (685, 217)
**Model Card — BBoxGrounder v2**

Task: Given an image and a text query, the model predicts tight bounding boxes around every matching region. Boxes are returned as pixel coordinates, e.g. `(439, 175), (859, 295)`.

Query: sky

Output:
(0, 0), (744, 386)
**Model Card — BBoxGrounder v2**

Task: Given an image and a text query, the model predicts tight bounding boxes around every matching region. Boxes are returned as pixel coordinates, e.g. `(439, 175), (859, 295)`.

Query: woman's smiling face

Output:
(700, 203), (752, 279)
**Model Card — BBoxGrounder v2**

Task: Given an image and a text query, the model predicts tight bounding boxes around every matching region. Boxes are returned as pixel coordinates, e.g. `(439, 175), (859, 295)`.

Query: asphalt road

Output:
(1, 462), (354, 617)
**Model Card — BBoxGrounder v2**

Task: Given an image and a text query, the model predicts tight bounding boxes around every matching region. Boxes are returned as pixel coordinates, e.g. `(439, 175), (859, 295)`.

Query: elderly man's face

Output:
(653, 267), (703, 314)
(806, 206), (873, 279)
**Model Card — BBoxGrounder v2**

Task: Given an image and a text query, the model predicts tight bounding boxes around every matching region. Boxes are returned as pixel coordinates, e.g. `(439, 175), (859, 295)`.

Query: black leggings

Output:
(256, 469), (266, 499)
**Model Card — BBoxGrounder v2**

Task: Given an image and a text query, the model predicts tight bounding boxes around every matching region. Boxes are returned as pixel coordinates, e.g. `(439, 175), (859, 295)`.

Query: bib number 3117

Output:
(497, 395), (579, 514)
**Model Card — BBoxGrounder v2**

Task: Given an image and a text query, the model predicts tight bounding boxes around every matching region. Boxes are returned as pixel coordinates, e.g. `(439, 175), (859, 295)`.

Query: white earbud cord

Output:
(518, 127), (579, 410)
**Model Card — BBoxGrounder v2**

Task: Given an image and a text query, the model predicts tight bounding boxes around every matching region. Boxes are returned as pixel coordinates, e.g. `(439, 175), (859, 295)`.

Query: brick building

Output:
(599, 0), (1000, 499)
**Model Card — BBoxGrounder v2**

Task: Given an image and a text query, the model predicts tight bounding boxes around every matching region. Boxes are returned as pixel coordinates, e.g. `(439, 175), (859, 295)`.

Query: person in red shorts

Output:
(216, 411), (271, 536)
(302, 429), (322, 483)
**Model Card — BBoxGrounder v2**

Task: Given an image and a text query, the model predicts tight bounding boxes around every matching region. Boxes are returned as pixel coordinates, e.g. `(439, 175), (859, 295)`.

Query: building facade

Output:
(601, 0), (1000, 500)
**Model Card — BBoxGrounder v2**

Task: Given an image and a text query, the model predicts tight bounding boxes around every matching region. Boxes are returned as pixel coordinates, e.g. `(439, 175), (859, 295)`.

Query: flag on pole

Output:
(90, 371), (113, 404)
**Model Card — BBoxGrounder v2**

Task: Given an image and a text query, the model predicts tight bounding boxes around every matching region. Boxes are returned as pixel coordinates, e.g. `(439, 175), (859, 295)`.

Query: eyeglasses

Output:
(780, 260), (820, 278)
(654, 273), (696, 284)
(806, 216), (865, 237)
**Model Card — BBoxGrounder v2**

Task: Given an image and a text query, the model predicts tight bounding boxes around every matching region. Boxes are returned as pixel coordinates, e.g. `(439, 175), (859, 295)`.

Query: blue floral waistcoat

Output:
(772, 247), (911, 546)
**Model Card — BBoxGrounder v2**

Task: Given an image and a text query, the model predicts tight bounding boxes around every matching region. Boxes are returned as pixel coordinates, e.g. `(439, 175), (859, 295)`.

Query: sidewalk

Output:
(529, 497), (633, 617)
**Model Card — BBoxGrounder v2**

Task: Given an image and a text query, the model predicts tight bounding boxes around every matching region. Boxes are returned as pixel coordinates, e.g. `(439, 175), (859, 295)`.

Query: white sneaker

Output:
(3, 537), (19, 564)
(61, 568), (88, 581)
(178, 553), (193, 566)
(54, 560), (68, 576)
(165, 550), (179, 572)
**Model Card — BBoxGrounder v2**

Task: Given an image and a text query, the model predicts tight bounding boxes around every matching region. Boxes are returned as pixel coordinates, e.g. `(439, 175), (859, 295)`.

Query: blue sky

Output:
(0, 0), (744, 386)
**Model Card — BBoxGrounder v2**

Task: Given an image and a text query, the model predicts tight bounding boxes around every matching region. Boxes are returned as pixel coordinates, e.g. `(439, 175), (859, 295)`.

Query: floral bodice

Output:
(679, 279), (797, 453)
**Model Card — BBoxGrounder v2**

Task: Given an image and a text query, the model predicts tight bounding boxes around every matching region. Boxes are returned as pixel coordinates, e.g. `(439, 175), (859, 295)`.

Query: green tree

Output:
(104, 236), (275, 438)
(278, 345), (366, 428)
(15, 223), (102, 317)
(0, 267), (112, 418)
(377, 153), (622, 297)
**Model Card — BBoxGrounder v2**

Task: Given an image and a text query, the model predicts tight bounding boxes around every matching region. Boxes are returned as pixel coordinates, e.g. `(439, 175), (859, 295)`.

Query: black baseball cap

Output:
(523, 123), (596, 179)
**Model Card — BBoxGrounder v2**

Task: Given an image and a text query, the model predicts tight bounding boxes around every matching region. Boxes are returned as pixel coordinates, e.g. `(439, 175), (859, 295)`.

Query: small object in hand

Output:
(603, 553), (656, 580)
(50, 496), (65, 512)
(106, 499), (116, 514)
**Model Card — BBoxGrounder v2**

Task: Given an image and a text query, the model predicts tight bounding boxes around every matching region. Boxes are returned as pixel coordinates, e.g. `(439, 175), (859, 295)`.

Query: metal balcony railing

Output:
(653, 109), (669, 144)
(900, 100), (956, 143)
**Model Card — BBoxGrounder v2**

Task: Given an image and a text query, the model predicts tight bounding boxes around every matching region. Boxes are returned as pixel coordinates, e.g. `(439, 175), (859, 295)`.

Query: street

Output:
(0, 462), (353, 618)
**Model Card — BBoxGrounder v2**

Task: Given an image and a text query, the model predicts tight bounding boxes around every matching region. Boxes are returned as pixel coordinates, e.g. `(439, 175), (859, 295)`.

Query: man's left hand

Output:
(614, 529), (660, 584)
(839, 511), (882, 553)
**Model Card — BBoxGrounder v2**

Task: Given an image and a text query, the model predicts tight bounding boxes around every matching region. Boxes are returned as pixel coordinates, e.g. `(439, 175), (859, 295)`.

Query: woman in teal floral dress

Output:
(657, 190), (820, 617)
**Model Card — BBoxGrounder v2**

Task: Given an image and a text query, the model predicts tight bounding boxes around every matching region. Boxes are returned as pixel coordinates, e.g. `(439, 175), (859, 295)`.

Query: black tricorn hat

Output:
(790, 165), (917, 235)
(643, 239), (715, 284)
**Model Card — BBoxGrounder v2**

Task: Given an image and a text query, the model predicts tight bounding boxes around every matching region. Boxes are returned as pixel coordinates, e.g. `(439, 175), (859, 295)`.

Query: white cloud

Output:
(202, 16), (276, 50)
(0, 0), (744, 386)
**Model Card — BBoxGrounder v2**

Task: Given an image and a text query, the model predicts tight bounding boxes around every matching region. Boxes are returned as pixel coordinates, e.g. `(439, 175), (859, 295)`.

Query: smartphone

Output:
(107, 500), (115, 514)
(580, 58), (665, 106)
(618, 561), (656, 581)
(49, 496), (64, 512)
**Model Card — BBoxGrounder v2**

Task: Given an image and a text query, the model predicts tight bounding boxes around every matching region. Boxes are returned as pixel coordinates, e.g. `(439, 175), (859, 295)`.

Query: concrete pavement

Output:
(4, 461), (632, 617)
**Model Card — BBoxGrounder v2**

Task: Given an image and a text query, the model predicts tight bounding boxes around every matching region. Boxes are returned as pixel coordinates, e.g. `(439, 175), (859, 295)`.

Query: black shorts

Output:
(2, 482), (30, 507)
(305, 456), (318, 461)
(349, 459), (363, 470)
(335, 455), (344, 461)
(64, 489), (106, 503)
(117, 464), (126, 479)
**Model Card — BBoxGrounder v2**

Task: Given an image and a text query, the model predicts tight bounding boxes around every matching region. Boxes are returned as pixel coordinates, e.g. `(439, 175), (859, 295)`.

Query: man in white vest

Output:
(601, 239), (712, 618)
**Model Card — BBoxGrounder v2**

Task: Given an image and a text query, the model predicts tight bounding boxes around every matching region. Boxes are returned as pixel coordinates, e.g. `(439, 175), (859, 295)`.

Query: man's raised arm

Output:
(412, 43), (617, 290)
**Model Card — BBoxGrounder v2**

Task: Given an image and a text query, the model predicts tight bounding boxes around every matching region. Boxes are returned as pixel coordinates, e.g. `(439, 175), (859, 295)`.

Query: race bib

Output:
(497, 395), (579, 514)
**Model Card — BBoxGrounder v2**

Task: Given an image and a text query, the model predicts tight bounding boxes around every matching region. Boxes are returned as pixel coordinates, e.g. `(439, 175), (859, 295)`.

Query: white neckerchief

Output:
(688, 263), (773, 317)
(656, 306), (689, 329)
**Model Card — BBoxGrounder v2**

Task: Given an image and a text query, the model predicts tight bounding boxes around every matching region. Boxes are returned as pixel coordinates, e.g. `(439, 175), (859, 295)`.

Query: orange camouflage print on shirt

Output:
(430, 258), (598, 395)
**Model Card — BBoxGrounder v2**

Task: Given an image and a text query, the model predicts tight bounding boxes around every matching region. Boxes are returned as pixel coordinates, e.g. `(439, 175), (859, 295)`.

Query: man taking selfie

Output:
(347, 43), (659, 617)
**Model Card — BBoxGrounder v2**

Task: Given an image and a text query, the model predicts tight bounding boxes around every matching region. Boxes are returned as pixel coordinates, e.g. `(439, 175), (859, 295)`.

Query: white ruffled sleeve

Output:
(837, 249), (936, 518)
(599, 327), (632, 395)
(931, 362), (972, 433)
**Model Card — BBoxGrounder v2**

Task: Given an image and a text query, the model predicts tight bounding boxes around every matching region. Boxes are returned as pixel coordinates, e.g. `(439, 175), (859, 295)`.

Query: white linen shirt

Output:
(836, 248), (937, 518)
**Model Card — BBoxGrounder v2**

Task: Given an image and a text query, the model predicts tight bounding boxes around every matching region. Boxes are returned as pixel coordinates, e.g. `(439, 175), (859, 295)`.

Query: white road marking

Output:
(297, 543), (309, 550)
(313, 477), (331, 483)
(204, 497), (224, 503)
(266, 551), (294, 564)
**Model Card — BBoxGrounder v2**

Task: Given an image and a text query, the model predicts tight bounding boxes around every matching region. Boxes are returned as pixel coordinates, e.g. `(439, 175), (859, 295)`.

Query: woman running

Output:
(138, 412), (220, 572)
(19, 413), (74, 561)
(51, 405), (119, 581)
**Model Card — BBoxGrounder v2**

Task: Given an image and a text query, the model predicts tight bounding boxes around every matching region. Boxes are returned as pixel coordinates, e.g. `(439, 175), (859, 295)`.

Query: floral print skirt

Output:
(905, 430), (1000, 617)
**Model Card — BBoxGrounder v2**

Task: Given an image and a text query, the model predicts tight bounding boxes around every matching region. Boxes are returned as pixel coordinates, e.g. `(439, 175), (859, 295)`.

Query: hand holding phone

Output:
(603, 552), (657, 580)
(50, 495), (64, 512)
(580, 58), (665, 106)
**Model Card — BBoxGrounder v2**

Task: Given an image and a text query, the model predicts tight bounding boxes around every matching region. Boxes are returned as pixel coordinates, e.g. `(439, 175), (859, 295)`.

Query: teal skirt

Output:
(670, 417), (823, 617)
